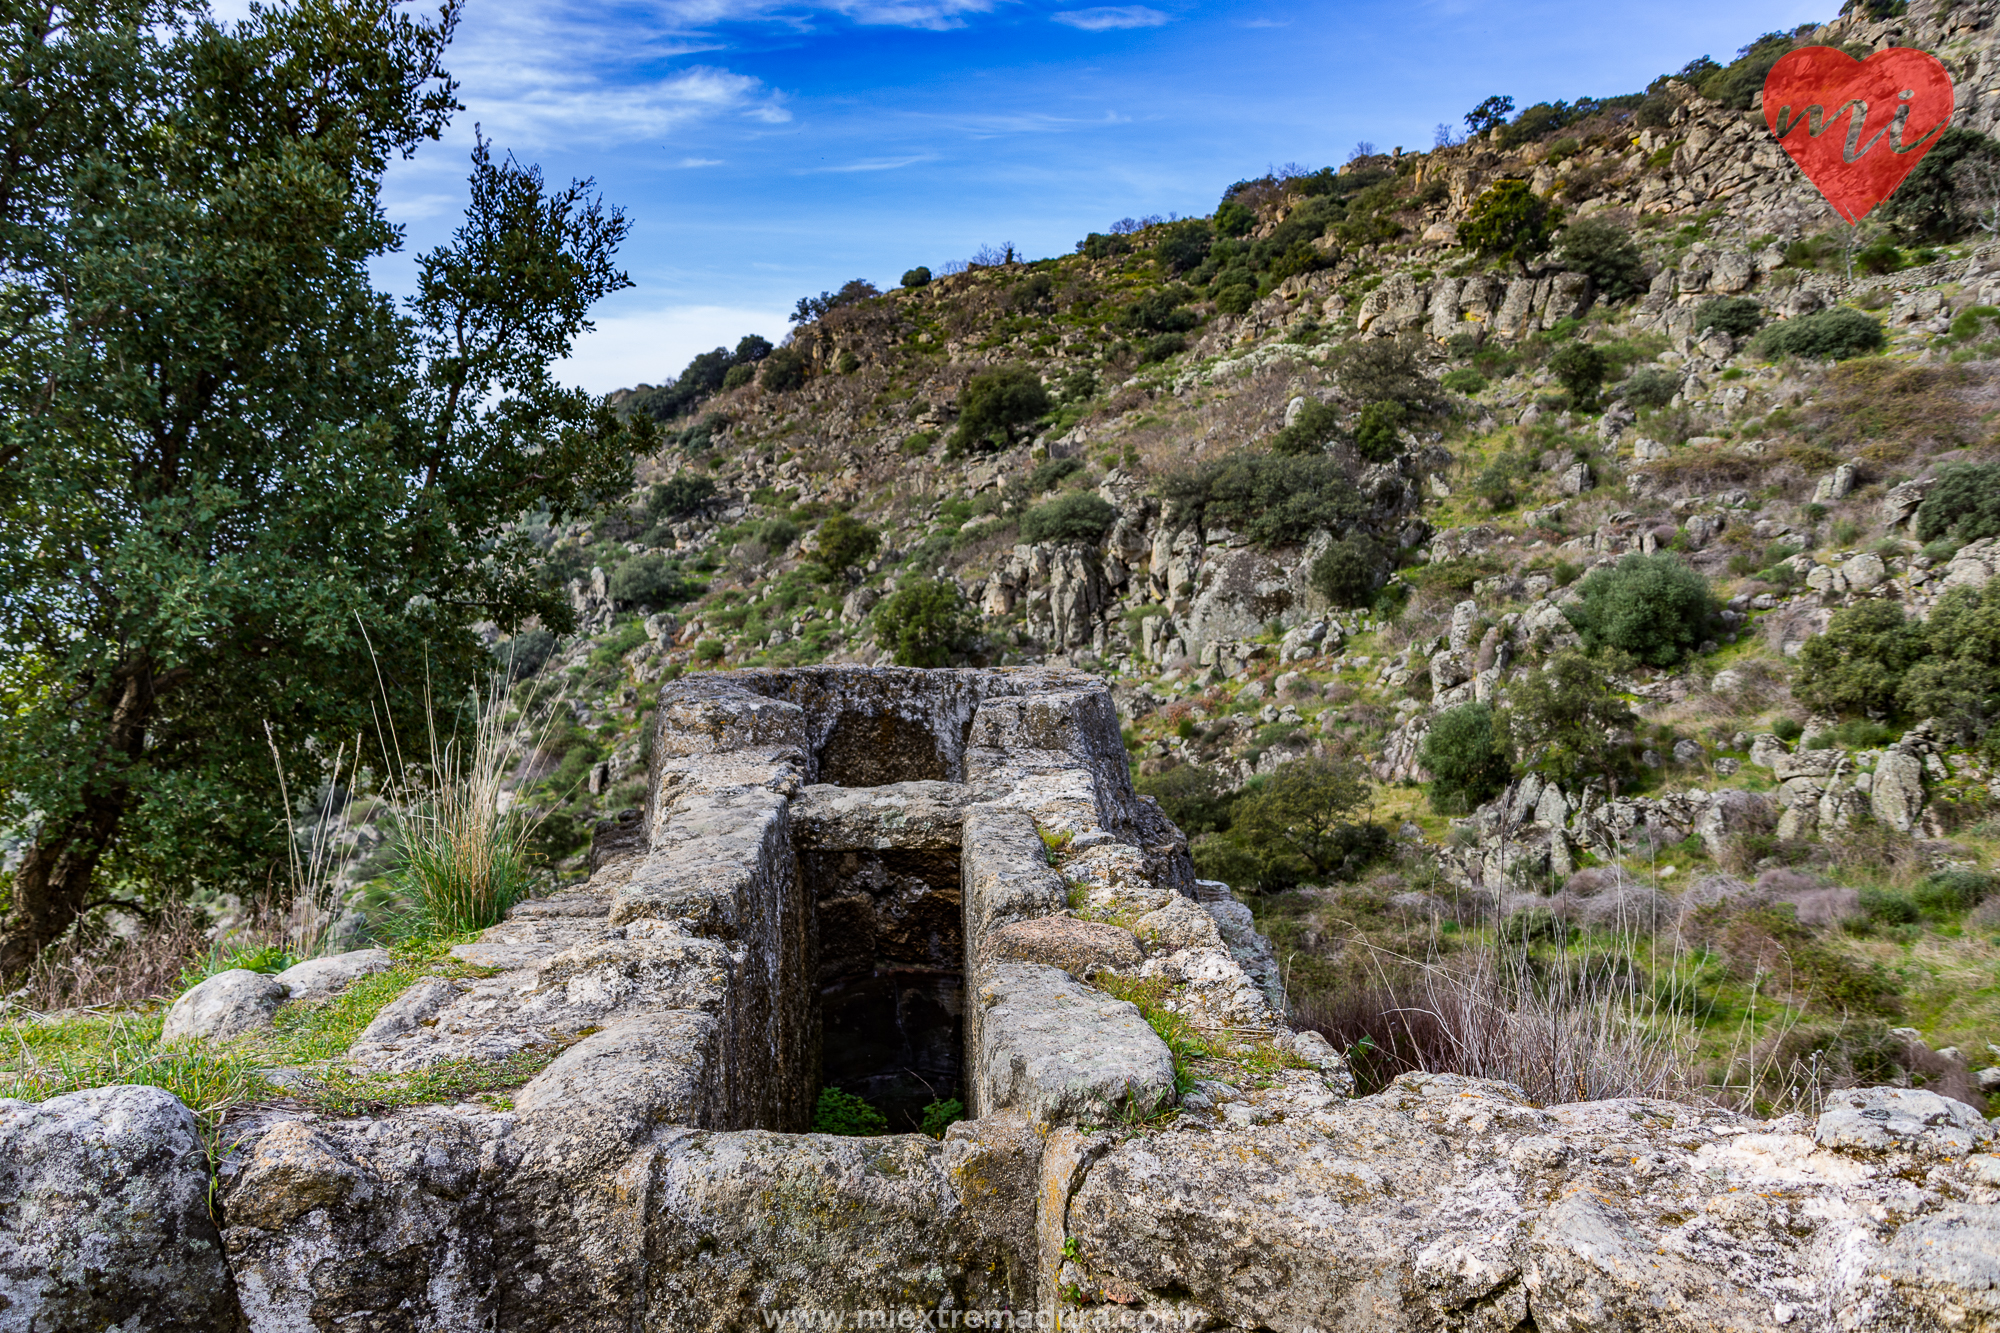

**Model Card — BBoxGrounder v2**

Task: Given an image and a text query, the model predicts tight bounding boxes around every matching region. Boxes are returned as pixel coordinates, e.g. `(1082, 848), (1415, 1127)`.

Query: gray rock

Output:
(969, 962), (1174, 1124)
(513, 1011), (721, 1145)
(1841, 550), (1887, 592)
(1815, 1086), (1996, 1160)
(1872, 749), (1926, 833)
(273, 948), (391, 1003)
(0, 1085), (243, 1331)
(160, 968), (288, 1042)
(1557, 460), (1593, 495)
(351, 977), (458, 1045)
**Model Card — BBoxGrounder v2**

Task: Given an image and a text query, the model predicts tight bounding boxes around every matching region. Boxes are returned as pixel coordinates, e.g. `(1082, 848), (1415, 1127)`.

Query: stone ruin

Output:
(4, 665), (2000, 1331)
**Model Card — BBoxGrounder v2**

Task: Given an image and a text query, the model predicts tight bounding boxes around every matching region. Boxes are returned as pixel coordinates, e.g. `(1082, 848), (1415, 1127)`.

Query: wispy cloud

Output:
(1051, 6), (1170, 30)
(676, 157), (727, 167)
(800, 154), (936, 172)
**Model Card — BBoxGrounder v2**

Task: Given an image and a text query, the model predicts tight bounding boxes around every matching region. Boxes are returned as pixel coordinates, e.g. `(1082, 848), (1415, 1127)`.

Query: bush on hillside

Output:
(1194, 757), (1385, 891)
(1557, 217), (1647, 303)
(1309, 533), (1387, 607)
(813, 513), (879, 580)
(1077, 232), (1131, 259)
(1134, 763), (1234, 839)
(1160, 454), (1364, 549)
(1916, 462), (2000, 545)
(1214, 200), (1256, 237)
(1419, 703), (1511, 815)
(1137, 332), (1187, 363)
(1027, 455), (1084, 492)
(649, 473), (716, 518)
(1885, 127), (2000, 239)
(760, 346), (808, 392)
(1752, 307), (1886, 361)
(1617, 365), (1679, 408)
(1899, 582), (2000, 752)
(901, 266), (932, 287)
(492, 628), (558, 681)
(1153, 220), (1212, 274)
(1793, 601), (1926, 719)
(1020, 493), (1117, 546)
(1441, 367), (1487, 395)
(1215, 283), (1256, 315)
(949, 365), (1051, 454)
(608, 553), (701, 611)
(1118, 287), (1200, 334)
(1461, 180), (1563, 273)
(1547, 343), (1608, 410)
(1338, 339), (1443, 415)
(1693, 296), (1765, 339)
(1271, 398), (1340, 456)
(1498, 648), (1640, 792)
(1565, 553), (1718, 668)
(1353, 400), (1406, 460)
(874, 579), (976, 667)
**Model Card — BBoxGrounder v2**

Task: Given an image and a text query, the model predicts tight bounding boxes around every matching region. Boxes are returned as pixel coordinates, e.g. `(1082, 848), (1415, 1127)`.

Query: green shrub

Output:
(1077, 231), (1130, 259)
(1118, 287), (1200, 334)
(901, 266), (931, 288)
(760, 346), (808, 391)
(950, 365), (1051, 454)
(874, 579), (975, 667)
(1897, 581), (2000, 751)
(811, 1086), (888, 1135)
(694, 638), (725, 662)
(650, 472), (717, 518)
(1353, 400), (1406, 460)
(1159, 454), (1364, 548)
(1793, 601), (1924, 718)
(608, 553), (700, 610)
(1460, 179), (1563, 273)
(1214, 199), (1256, 237)
(722, 362), (755, 390)
(836, 350), (861, 375)
(1547, 342), (1609, 409)
(1752, 307), (1886, 362)
(1197, 758), (1384, 890)
(756, 517), (798, 552)
(492, 628), (557, 680)
(1020, 493), (1117, 545)
(1557, 216), (1647, 303)
(1498, 648), (1639, 791)
(813, 513), (879, 580)
(1134, 763), (1234, 838)
(919, 1097), (965, 1138)
(1859, 887), (1919, 925)
(1565, 552), (1719, 667)
(1500, 907), (1570, 944)
(1693, 296), (1765, 338)
(1308, 534), (1387, 607)
(1138, 332), (1187, 363)
(1619, 365), (1679, 409)
(1271, 398), (1340, 456)
(1440, 367), (1487, 394)
(1216, 283), (1255, 315)
(1028, 455), (1084, 492)
(1419, 703), (1511, 815)
(1772, 717), (1803, 742)
(1153, 220), (1212, 274)
(1918, 870), (1995, 914)
(1855, 240), (1902, 275)
(1337, 339), (1444, 414)
(1916, 462), (2000, 544)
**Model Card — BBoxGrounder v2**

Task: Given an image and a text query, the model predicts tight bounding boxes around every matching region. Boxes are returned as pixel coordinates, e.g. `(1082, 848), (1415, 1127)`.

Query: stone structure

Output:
(5, 666), (2000, 1330)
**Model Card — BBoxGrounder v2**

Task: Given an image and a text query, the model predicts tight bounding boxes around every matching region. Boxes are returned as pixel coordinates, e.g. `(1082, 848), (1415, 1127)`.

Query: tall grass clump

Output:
(378, 673), (551, 939)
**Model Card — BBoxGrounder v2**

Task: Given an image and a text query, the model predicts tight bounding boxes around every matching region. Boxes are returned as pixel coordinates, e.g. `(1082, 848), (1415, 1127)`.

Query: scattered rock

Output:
(273, 948), (391, 1003)
(160, 968), (288, 1043)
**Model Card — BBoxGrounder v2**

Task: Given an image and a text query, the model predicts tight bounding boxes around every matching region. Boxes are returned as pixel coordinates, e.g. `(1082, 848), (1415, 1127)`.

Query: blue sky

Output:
(333, 0), (1825, 391)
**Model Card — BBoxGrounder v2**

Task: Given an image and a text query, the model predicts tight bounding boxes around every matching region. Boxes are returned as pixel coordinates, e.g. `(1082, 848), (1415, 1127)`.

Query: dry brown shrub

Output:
(1631, 445), (1764, 491)
(1804, 360), (2000, 466)
(8, 905), (210, 1014)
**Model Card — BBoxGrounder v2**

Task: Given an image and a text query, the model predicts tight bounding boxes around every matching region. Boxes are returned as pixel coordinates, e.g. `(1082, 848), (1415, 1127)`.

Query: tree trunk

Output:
(0, 663), (155, 978)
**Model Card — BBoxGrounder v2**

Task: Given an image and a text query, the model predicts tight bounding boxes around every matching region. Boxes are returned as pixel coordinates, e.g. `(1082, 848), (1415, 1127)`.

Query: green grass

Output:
(0, 939), (554, 1155)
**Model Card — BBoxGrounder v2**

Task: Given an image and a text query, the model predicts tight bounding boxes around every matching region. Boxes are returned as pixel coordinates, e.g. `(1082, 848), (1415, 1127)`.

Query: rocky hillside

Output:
(478, 0), (2000, 1100)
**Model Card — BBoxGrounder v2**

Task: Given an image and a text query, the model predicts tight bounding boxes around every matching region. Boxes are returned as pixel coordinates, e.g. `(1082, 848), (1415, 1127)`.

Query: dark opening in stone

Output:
(817, 710), (953, 786)
(806, 847), (963, 1130)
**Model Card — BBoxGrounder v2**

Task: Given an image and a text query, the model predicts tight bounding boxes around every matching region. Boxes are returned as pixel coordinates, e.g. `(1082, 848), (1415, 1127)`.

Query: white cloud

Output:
(1051, 6), (1169, 30)
(799, 154), (935, 173)
(559, 304), (791, 396)
(676, 157), (727, 167)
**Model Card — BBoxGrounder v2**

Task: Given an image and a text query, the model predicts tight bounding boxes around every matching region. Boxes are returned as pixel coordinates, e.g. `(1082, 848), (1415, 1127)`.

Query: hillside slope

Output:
(501, 0), (2000, 1106)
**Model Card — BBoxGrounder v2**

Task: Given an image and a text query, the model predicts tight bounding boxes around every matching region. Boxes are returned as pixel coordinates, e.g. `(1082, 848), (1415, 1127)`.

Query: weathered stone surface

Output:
(273, 947), (391, 1002)
(970, 962), (1174, 1123)
(961, 804), (1067, 941)
(511, 1011), (721, 1139)
(791, 780), (975, 849)
(984, 915), (1143, 978)
(161, 968), (288, 1042)
(1872, 748), (1927, 833)
(0, 1085), (243, 1332)
(1814, 1085), (1996, 1159)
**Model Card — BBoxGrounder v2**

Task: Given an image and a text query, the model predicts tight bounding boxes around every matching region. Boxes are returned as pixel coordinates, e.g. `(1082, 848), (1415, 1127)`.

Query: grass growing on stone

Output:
(0, 934), (528, 1143)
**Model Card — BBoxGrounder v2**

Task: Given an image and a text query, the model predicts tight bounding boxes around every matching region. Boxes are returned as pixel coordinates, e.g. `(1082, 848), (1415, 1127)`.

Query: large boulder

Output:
(1871, 749), (1926, 833)
(161, 968), (288, 1042)
(273, 947), (391, 1003)
(0, 1084), (243, 1331)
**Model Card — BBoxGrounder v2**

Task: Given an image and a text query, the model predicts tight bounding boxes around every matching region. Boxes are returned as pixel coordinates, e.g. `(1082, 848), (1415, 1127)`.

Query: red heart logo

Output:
(1763, 46), (1955, 224)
